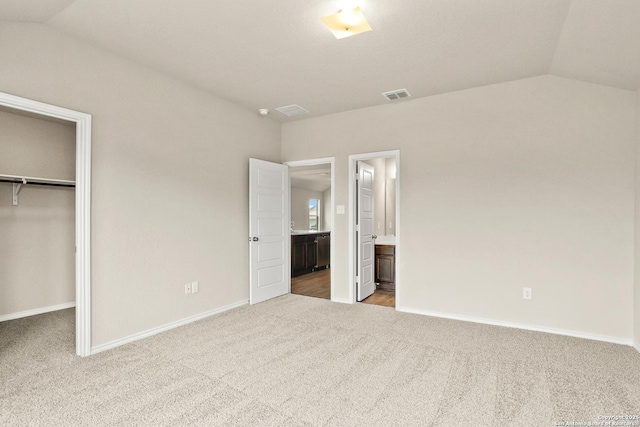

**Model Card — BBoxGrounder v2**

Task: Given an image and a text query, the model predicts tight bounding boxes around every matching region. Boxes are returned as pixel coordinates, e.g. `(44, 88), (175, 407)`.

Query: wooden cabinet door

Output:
(376, 255), (394, 283)
(291, 234), (318, 276)
(305, 240), (317, 269)
(292, 238), (307, 273)
(317, 233), (330, 268)
(375, 245), (395, 290)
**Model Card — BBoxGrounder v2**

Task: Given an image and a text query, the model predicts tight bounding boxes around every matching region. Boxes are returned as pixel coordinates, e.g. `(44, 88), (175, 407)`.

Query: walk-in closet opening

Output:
(0, 92), (92, 357)
(0, 106), (76, 350)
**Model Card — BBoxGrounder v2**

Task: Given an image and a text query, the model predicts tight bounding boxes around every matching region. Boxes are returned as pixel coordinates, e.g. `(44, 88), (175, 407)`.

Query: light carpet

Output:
(1, 294), (639, 426)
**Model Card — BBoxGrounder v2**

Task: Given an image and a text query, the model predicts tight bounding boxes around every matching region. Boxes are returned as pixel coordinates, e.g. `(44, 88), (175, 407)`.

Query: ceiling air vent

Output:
(275, 104), (309, 117)
(382, 89), (411, 101)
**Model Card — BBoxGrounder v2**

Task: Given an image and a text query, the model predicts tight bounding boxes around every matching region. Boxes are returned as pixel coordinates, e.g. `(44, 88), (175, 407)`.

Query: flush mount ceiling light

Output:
(321, 7), (372, 39)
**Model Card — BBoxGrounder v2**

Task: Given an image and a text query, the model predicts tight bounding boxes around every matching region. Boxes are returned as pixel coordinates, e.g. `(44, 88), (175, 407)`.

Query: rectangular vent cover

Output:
(382, 89), (411, 101)
(275, 104), (309, 117)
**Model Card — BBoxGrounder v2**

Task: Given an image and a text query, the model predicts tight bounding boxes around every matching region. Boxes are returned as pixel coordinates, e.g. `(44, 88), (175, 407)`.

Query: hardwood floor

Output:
(361, 289), (395, 308)
(291, 268), (330, 300)
(291, 268), (396, 308)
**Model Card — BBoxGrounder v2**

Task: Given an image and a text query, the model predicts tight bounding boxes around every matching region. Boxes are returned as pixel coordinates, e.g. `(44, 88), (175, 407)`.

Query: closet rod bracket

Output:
(12, 178), (26, 206)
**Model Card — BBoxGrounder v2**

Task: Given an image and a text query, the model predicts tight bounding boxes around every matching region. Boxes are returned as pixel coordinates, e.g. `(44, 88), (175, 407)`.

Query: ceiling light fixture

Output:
(321, 7), (372, 39)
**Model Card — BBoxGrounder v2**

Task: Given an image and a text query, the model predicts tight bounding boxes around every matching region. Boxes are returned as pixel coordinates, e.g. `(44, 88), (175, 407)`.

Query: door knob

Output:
(372, 235), (378, 239)
(252, 237), (259, 242)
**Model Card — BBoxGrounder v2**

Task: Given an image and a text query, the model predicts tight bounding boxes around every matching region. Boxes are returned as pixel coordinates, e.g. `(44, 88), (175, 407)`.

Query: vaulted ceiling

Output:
(1, 0), (639, 121)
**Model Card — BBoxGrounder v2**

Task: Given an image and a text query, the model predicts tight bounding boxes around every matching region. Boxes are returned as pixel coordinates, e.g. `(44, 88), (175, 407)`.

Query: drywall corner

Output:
(635, 88), (640, 348)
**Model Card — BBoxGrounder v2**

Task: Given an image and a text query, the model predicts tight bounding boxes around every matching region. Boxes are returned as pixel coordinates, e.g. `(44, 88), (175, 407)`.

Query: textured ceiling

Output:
(2, 1), (639, 121)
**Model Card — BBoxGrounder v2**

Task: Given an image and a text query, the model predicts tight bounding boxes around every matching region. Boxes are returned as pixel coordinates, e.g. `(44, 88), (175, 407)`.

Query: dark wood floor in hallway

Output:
(361, 289), (395, 307)
(291, 268), (395, 308)
(291, 268), (331, 299)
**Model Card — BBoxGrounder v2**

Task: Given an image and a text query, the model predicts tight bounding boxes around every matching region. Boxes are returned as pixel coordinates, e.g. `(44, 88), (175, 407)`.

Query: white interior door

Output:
(249, 158), (290, 304)
(357, 161), (375, 301)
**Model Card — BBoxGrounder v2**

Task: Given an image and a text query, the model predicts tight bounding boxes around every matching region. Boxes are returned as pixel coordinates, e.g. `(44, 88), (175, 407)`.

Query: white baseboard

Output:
(91, 300), (248, 355)
(634, 341), (640, 353)
(396, 305), (633, 347)
(0, 302), (76, 322)
(331, 297), (352, 304)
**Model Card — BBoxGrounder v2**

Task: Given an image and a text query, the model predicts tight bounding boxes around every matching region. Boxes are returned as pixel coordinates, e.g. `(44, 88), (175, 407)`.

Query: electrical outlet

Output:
(184, 283), (191, 294)
(192, 281), (199, 293)
(523, 287), (532, 300)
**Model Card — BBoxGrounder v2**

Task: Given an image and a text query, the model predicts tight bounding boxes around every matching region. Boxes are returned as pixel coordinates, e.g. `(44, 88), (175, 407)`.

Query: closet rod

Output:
(0, 178), (75, 188)
(0, 174), (75, 206)
(0, 174), (75, 188)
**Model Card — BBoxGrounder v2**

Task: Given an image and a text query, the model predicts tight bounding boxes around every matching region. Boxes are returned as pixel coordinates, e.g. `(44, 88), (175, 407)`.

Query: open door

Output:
(356, 161), (375, 301)
(249, 158), (290, 304)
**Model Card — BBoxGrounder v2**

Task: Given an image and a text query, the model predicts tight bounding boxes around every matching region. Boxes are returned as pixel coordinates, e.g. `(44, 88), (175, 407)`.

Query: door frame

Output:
(284, 157), (335, 301)
(0, 92), (92, 357)
(348, 150), (400, 305)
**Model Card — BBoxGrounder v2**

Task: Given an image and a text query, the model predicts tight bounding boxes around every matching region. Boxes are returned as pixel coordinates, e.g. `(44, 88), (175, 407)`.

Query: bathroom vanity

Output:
(375, 236), (396, 290)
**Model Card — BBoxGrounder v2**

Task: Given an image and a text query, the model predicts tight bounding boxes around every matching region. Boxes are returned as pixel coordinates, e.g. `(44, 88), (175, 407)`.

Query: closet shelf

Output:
(0, 174), (75, 206)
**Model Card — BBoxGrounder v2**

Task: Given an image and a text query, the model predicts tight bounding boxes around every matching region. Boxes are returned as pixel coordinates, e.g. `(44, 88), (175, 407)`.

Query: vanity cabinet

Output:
(375, 245), (395, 290)
(291, 232), (330, 277)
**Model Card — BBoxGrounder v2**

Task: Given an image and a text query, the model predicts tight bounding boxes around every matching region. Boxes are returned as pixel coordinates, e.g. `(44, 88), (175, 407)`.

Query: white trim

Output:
(397, 305), (634, 347)
(91, 299), (248, 355)
(0, 91), (92, 357)
(634, 341), (640, 353)
(331, 297), (352, 304)
(348, 150), (401, 305)
(284, 157), (336, 302)
(0, 302), (76, 322)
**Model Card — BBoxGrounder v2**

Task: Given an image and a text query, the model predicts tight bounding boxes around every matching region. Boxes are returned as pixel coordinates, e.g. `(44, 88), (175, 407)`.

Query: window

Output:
(309, 199), (320, 231)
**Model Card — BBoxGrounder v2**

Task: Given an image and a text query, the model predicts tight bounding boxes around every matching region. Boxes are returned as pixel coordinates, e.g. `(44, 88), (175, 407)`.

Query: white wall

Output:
(322, 188), (331, 232)
(0, 109), (76, 316)
(0, 23), (281, 347)
(291, 187), (323, 230)
(370, 158), (386, 236)
(282, 75), (636, 342)
(370, 156), (397, 237)
(385, 157), (396, 236)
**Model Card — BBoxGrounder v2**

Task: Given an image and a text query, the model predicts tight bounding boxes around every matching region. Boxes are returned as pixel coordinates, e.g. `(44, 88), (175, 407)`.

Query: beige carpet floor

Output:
(1, 294), (639, 426)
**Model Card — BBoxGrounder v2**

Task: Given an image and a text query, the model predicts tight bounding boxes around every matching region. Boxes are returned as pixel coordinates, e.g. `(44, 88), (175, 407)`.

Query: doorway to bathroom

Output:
(349, 150), (400, 309)
(285, 158), (335, 301)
